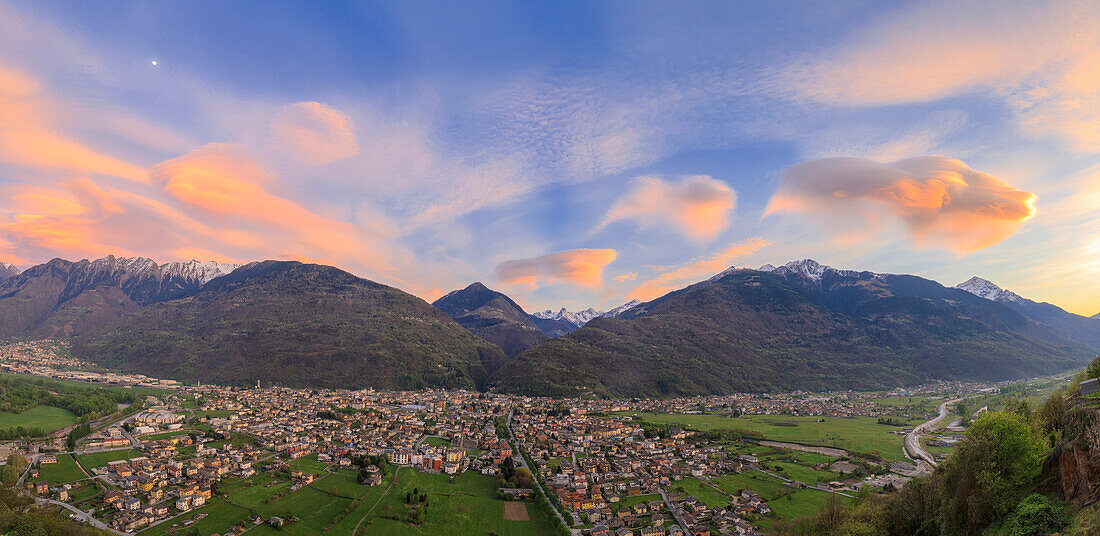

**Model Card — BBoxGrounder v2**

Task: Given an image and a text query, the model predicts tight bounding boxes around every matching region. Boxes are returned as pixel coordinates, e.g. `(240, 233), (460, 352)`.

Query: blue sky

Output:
(0, 0), (1098, 315)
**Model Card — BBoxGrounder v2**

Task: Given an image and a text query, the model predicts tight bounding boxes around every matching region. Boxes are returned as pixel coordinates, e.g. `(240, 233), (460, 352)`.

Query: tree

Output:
(937, 411), (1045, 535)
(1001, 494), (1068, 536)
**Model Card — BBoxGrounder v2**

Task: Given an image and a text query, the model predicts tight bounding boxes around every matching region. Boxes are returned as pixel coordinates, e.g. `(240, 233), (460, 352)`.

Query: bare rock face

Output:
(1044, 403), (1100, 504)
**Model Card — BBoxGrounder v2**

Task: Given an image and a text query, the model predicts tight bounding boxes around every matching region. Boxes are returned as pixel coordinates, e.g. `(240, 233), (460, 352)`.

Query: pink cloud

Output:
(765, 156), (1037, 253)
(786, 1), (1100, 151)
(599, 175), (736, 241)
(0, 64), (149, 183)
(496, 249), (617, 289)
(270, 101), (360, 165)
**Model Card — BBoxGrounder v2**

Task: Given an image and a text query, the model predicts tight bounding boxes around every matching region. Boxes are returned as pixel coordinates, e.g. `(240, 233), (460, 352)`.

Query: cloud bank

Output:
(765, 156), (1037, 253)
(495, 249), (617, 289)
(599, 175), (736, 241)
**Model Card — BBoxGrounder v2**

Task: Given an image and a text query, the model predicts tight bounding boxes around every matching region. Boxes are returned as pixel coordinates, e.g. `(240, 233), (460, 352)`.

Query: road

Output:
(505, 412), (579, 535)
(904, 398), (962, 474)
(37, 498), (127, 535)
(657, 486), (691, 535)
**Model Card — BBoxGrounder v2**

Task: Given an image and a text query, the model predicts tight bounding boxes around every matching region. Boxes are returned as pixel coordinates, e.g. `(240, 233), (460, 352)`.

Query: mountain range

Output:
(0, 255), (1095, 395)
(72, 261), (505, 390)
(493, 260), (1098, 396)
(0, 256), (239, 338)
(527, 300), (642, 337)
(954, 276), (1100, 351)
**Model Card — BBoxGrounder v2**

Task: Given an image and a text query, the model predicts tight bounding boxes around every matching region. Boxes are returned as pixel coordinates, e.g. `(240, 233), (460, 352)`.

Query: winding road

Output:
(904, 398), (961, 475)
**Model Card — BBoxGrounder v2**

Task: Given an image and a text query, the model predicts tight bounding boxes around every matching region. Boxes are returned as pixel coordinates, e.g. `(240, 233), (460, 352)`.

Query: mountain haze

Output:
(432, 282), (546, 357)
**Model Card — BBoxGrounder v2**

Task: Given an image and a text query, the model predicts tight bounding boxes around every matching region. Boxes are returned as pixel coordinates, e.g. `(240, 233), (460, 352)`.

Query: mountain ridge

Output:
(432, 282), (546, 357)
(74, 261), (506, 390)
(0, 256), (240, 338)
(494, 260), (1094, 396)
(954, 276), (1100, 351)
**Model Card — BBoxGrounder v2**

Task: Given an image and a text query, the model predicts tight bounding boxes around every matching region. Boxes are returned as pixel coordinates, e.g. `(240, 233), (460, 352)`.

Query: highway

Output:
(904, 398), (962, 474)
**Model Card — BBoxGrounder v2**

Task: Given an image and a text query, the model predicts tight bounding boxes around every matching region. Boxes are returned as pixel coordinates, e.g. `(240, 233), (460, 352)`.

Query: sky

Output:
(0, 0), (1098, 316)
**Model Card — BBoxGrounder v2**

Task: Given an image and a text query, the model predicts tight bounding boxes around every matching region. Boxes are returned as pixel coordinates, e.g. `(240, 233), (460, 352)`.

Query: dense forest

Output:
(775, 359), (1100, 536)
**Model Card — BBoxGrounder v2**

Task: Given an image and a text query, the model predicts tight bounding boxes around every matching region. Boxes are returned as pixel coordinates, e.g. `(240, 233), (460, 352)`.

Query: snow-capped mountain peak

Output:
(603, 299), (641, 318)
(532, 307), (604, 327)
(757, 263), (776, 272)
(162, 260), (242, 284)
(707, 266), (743, 282)
(775, 259), (829, 281)
(954, 276), (1025, 304)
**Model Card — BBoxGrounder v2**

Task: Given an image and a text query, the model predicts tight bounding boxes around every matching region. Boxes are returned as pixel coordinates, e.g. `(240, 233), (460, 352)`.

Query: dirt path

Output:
(352, 467), (400, 536)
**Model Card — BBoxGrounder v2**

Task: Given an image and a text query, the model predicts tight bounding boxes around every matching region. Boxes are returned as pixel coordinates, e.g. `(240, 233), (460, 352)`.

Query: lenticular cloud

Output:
(765, 156), (1037, 253)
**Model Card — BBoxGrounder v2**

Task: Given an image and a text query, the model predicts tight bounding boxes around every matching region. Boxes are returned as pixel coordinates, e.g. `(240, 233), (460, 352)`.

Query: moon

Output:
(151, 60), (158, 66)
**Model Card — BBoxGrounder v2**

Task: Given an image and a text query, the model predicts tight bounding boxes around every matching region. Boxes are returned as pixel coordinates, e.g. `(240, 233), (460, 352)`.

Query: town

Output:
(0, 341), (1060, 536)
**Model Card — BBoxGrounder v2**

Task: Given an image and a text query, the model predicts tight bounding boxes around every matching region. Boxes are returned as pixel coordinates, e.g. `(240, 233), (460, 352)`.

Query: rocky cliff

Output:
(1044, 401), (1100, 504)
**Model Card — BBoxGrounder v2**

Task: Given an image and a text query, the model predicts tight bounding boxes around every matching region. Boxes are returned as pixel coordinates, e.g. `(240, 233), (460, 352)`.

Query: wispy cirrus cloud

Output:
(765, 156), (1037, 253)
(495, 248), (617, 289)
(269, 101), (360, 165)
(0, 64), (150, 183)
(598, 175), (737, 241)
(785, 0), (1100, 152)
(628, 237), (769, 301)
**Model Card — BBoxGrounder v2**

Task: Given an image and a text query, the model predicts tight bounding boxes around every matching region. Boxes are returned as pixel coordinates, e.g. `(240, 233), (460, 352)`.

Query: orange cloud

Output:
(270, 101), (360, 165)
(786, 1), (1100, 151)
(0, 64), (149, 183)
(614, 272), (638, 282)
(495, 249), (617, 289)
(628, 237), (769, 301)
(151, 144), (393, 273)
(599, 175), (736, 241)
(765, 156), (1037, 253)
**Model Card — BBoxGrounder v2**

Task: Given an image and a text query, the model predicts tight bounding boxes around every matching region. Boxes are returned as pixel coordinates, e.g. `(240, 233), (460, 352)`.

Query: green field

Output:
(762, 489), (851, 529)
(421, 436), (450, 447)
(610, 493), (661, 511)
(0, 405), (77, 433)
(357, 468), (558, 536)
(766, 461), (838, 486)
(77, 448), (142, 469)
(257, 486), (351, 535)
(140, 497), (250, 536)
(668, 478), (730, 508)
(31, 454), (87, 484)
(288, 454), (330, 475)
(623, 412), (909, 460)
(713, 472), (792, 501)
(139, 465), (557, 536)
(224, 474), (292, 508)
